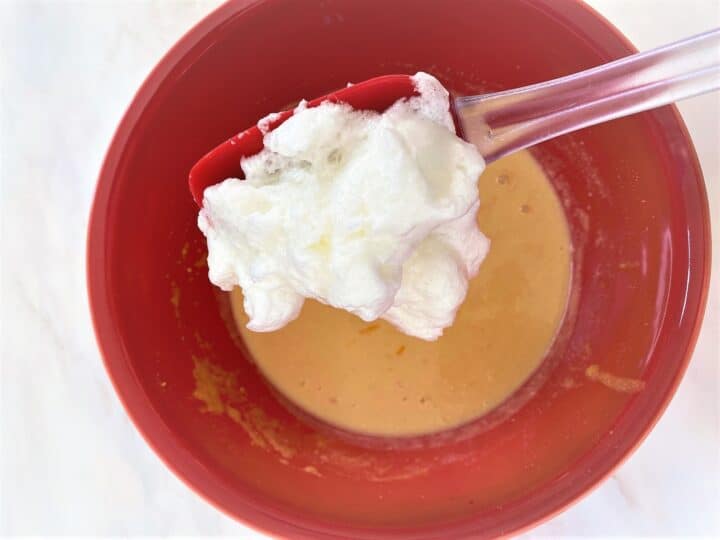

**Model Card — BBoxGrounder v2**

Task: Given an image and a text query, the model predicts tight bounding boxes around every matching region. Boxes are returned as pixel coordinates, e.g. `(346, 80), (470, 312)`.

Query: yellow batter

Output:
(230, 150), (571, 436)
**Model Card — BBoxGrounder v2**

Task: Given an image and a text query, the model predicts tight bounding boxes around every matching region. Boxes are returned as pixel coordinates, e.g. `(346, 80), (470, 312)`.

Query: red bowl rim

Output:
(86, 0), (712, 538)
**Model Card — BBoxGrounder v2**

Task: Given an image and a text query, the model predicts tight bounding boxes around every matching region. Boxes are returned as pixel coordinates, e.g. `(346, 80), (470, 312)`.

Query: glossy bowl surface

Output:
(88, 0), (711, 537)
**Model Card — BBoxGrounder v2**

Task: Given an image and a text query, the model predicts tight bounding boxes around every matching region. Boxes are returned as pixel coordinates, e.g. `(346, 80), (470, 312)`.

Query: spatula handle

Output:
(455, 29), (720, 163)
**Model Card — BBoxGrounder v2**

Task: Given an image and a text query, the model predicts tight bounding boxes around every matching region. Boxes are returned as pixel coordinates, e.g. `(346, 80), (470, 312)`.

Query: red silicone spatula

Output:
(188, 29), (719, 206)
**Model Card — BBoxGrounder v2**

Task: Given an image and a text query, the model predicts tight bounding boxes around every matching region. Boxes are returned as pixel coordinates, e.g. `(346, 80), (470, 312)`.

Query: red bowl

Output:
(87, 0), (711, 537)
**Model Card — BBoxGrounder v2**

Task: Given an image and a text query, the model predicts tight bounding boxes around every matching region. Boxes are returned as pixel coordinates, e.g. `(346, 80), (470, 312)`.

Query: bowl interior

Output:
(88, 0), (709, 537)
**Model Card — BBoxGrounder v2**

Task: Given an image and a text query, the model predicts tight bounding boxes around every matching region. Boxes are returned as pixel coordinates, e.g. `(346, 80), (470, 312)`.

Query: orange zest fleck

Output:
(585, 364), (645, 394)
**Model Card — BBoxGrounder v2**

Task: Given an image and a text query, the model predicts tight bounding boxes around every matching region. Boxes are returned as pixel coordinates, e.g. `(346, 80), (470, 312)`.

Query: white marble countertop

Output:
(2, 0), (718, 536)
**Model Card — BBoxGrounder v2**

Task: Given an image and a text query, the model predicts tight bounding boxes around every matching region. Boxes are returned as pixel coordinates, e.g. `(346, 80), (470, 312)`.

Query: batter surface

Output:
(230, 150), (571, 436)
